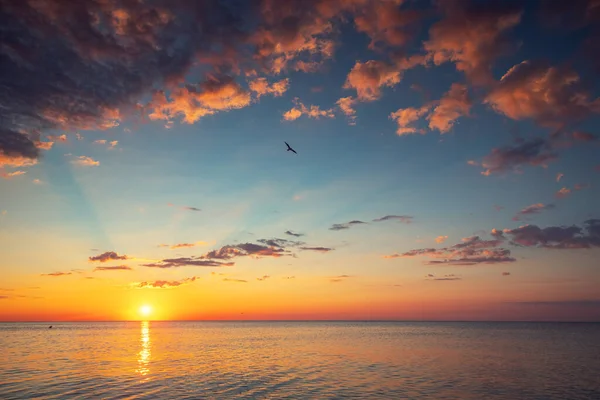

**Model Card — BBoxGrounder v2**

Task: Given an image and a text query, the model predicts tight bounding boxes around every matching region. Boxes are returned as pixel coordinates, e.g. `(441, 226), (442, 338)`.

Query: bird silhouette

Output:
(285, 142), (297, 154)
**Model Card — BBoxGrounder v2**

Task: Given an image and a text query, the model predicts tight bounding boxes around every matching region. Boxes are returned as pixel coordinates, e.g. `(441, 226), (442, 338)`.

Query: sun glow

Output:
(139, 305), (152, 319)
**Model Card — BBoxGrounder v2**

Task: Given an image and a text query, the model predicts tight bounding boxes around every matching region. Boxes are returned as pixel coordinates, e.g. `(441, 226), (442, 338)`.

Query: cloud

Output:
(512, 203), (555, 221)
(182, 206), (201, 212)
(223, 278), (247, 283)
(94, 265), (133, 271)
(137, 276), (198, 289)
(572, 131), (598, 142)
(344, 56), (424, 101)
(159, 241), (209, 250)
(336, 96), (357, 125)
(385, 235), (515, 265)
(556, 173), (564, 182)
(574, 183), (590, 191)
(71, 156), (100, 167)
(503, 219), (600, 249)
(502, 272), (511, 276)
(424, 0), (523, 85)
(555, 187), (571, 198)
(148, 74), (252, 124)
(142, 258), (234, 268)
(256, 275), (270, 281)
(299, 246), (334, 253)
(329, 220), (367, 231)
(41, 271), (72, 277)
(47, 134), (67, 142)
(248, 78), (290, 99)
(472, 138), (557, 176)
(352, 0), (422, 50)
(389, 105), (431, 135)
(426, 274), (461, 281)
(493, 205), (505, 211)
(89, 251), (129, 263)
(284, 230), (304, 237)
(427, 83), (471, 133)
(435, 235), (448, 244)
(330, 274), (352, 283)
(1, 170), (26, 179)
(32, 179), (42, 184)
(372, 215), (413, 223)
(283, 98), (334, 121)
(485, 60), (600, 127)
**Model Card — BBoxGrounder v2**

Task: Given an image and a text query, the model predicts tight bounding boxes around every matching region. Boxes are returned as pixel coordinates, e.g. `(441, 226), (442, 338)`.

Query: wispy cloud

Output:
(71, 156), (100, 167)
(223, 278), (248, 283)
(158, 241), (210, 250)
(330, 275), (352, 283)
(426, 274), (461, 281)
(372, 215), (413, 223)
(435, 235), (448, 244)
(143, 258), (234, 268)
(256, 275), (270, 281)
(283, 98), (335, 121)
(136, 277), (198, 289)
(512, 203), (555, 221)
(284, 230), (304, 237)
(1, 170), (26, 179)
(471, 138), (557, 176)
(94, 265), (132, 271)
(385, 235), (515, 265)
(329, 220), (367, 231)
(555, 187), (571, 198)
(41, 271), (72, 277)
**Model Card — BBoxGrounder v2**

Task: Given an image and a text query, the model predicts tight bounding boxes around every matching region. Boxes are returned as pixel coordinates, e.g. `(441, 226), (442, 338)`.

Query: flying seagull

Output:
(285, 142), (297, 154)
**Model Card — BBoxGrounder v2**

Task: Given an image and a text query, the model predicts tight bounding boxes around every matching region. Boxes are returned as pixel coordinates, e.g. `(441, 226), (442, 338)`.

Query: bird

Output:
(284, 142), (297, 154)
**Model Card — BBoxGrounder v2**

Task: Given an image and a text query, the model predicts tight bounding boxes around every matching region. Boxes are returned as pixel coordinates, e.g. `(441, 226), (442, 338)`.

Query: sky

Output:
(0, 0), (599, 322)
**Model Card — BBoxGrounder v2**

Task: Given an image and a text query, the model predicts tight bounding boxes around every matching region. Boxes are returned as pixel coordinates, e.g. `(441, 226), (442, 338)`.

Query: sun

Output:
(139, 305), (152, 318)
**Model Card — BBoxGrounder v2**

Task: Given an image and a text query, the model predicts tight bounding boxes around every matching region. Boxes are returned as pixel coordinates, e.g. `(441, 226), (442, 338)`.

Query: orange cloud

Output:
(283, 98), (334, 121)
(427, 83), (471, 133)
(0, 153), (38, 168)
(343, 60), (403, 101)
(149, 75), (251, 124)
(556, 173), (564, 182)
(35, 141), (54, 150)
(424, 1), (523, 85)
(47, 134), (67, 142)
(1, 170), (26, 179)
(41, 271), (72, 277)
(555, 187), (571, 198)
(336, 96), (357, 125)
(71, 156), (100, 167)
(435, 235), (448, 244)
(512, 203), (555, 221)
(249, 78), (290, 99)
(485, 61), (600, 126)
(389, 105), (431, 135)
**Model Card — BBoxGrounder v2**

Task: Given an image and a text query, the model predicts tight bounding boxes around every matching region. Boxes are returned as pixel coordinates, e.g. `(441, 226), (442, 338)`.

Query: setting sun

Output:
(139, 305), (152, 318)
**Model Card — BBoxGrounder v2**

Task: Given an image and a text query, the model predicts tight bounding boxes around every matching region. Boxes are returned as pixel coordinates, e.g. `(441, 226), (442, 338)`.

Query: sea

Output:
(1, 321), (599, 399)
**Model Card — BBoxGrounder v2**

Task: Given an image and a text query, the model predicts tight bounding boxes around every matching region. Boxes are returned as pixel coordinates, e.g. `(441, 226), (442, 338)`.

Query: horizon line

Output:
(1, 319), (599, 323)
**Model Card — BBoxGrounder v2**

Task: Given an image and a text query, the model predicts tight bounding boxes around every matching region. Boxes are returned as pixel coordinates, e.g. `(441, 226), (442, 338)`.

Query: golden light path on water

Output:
(137, 321), (151, 379)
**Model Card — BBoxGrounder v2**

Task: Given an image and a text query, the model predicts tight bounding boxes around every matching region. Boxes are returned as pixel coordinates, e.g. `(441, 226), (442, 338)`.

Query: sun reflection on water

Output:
(136, 321), (151, 379)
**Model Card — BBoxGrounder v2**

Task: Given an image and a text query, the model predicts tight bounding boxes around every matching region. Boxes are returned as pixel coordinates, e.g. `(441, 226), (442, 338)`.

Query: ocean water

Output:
(0, 322), (599, 399)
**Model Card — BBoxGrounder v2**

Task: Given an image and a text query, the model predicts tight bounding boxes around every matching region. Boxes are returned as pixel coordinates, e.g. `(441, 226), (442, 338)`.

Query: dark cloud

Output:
(502, 272), (511, 276)
(89, 251), (128, 263)
(182, 206), (201, 212)
(257, 238), (304, 248)
(223, 278), (247, 283)
(299, 246), (334, 253)
(93, 265), (132, 271)
(385, 235), (515, 265)
(372, 215), (413, 223)
(503, 219), (600, 249)
(471, 138), (558, 176)
(41, 271), (72, 277)
(284, 230), (304, 237)
(426, 274), (461, 281)
(330, 275), (352, 283)
(329, 220), (367, 231)
(142, 258), (234, 268)
(256, 275), (270, 281)
(137, 276), (198, 289)
(512, 203), (555, 221)
(0, 0), (256, 165)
